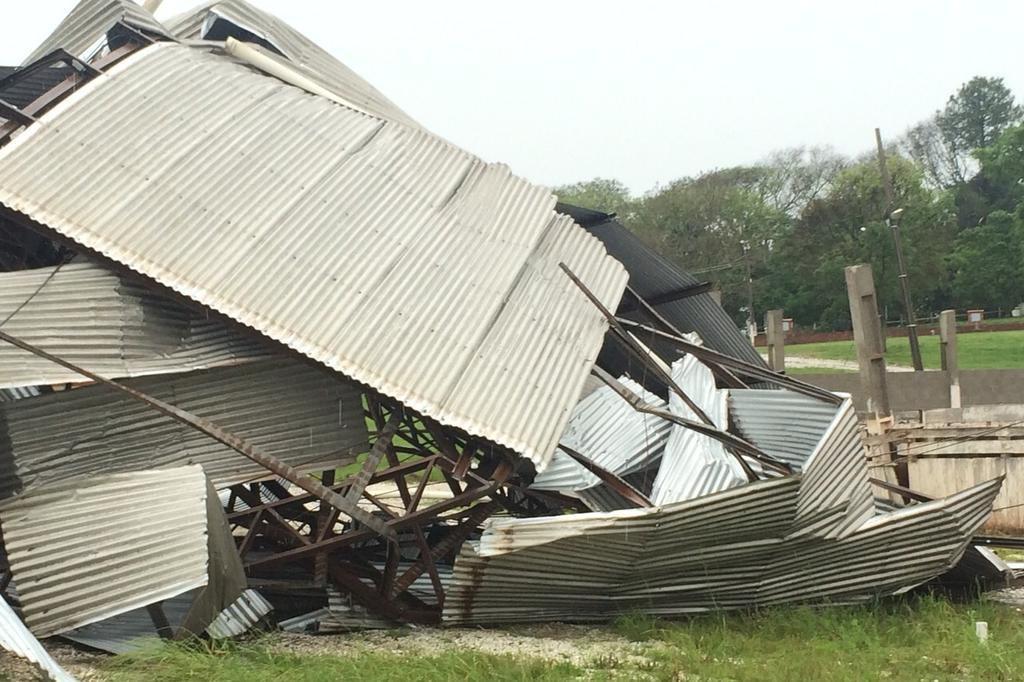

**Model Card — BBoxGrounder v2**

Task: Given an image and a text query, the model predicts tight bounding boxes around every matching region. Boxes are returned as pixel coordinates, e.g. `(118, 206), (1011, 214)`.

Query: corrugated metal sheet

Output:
(531, 377), (669, 491)
(0, 42), (627, 469)
(62, 588), (272, 653)
(0, 359), (368, 499)
(729, 389), (841, 471)
(24, 0), (170, 65)
(792, 398), (875, 540)
(0, 596), (76, 681)
(0, 261), (268, 390)
(163, 0), (417, 126)
(558, 203), (766, 368)
(443, 474), (1003, 625)
(0, 465), (212, 637)
(649, 353), (745, 505)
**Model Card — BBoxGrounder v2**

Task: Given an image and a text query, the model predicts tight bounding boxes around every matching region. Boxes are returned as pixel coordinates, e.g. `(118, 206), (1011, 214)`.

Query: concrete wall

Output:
(800, 369), (1024, 413)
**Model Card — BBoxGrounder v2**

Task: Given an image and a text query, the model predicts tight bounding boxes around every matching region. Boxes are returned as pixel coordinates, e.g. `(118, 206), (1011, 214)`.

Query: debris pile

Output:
(0, 2), (1008, 679)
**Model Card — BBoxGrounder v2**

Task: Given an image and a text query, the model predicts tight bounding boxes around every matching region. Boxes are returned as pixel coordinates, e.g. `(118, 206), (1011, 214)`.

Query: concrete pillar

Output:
(845, 264), (891, 419)
(939, 309), (961, 408)
(765, 309), (785, 372)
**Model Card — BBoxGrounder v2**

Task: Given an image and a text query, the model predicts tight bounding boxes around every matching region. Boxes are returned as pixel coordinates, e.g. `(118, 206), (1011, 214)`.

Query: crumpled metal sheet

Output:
(729, 389), (842, 472)
(443, 409), (1003, 624)
(531, 377), (669, 491)
(650, 353), (745, 505)
(23, 0), (170, 65)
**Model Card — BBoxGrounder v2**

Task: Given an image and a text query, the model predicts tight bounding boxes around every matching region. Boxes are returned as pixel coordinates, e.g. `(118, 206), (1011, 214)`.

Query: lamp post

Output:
(874, 128), (923, 371)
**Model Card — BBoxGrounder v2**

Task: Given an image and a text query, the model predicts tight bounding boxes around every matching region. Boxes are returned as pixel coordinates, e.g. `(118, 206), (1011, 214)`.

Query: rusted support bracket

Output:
(559, 445), (653, 508)
(146, 603), (174, 639)
(391, 501), (499, 597)
(0, 99), (36, 127)
(345, 411), (402, 503)
(0, 330), (394, 539)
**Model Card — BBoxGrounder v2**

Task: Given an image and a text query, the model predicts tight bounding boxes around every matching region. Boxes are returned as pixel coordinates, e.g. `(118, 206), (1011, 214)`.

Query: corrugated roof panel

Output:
(0, 596), (76, 681)
(650, 354), (745, 505)
(531, 377), (669, 490)
(24, 0), (170, 65)
(0, 261), (268, 390)
(729, 389), (841, 471)
(0, 42), (627, 468)
(163, 0), (417, 126)
(0, 465), (211, 637)
(0, 359), (368, 498)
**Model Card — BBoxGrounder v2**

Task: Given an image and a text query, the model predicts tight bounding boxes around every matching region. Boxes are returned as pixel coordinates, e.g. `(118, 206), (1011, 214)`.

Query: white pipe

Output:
(223, 38), (374, 118)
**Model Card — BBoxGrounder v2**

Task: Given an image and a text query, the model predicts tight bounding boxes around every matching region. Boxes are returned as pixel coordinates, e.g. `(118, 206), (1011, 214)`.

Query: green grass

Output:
(790, 328), (1024, 370)
(609, 596), (1024, 681)
(99, 640), (580, 682)
(96, 597), (1024, 681)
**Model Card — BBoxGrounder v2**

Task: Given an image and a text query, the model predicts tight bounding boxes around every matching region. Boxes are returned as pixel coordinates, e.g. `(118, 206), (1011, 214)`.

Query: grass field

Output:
(789, 329), (1024, 370)
(92, 596), (1024, 681)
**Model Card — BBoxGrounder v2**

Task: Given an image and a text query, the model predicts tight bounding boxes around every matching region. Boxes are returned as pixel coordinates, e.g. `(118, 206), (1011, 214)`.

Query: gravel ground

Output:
(270, 623), (653, 668)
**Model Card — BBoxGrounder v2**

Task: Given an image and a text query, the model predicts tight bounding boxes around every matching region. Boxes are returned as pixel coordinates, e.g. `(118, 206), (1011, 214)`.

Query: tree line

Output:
(556, 77), (1024, 331)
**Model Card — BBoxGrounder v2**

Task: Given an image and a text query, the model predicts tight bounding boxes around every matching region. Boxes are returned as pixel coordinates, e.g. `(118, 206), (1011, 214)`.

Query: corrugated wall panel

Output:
(0, 358), (367, 498)
(0, 465), (211, 637)
(650, 354), (745, 505)
(0, 261), (268, 390)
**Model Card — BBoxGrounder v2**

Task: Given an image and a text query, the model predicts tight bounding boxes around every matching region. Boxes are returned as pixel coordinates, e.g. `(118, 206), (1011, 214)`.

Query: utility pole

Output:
(874, 128), (924, 371)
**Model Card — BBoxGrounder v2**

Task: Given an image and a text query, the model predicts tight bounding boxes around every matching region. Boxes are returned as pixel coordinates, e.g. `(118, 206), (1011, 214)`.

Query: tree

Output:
(902, 118), (967, 188)
(903, 77), (1022, 189)
(938, 77), (1023, 154)
(628, 169), (790, 324)
(762, 156), (956, 329)
(553, 178), (634, 217)
(754, 146), (847, 215)
(948, 210), (1024, 309)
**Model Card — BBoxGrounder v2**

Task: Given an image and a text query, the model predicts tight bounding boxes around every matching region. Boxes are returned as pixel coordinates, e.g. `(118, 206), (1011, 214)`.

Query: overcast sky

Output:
(3, 1), (1023, 194)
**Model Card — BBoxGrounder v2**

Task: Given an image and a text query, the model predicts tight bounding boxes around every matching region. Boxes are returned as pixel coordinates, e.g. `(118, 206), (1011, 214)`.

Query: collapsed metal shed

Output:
(0, 0), (1010, 660)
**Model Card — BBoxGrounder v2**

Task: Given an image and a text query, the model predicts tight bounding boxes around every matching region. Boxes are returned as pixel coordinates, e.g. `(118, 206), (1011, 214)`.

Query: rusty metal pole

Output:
(875, 128), (924, 371)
